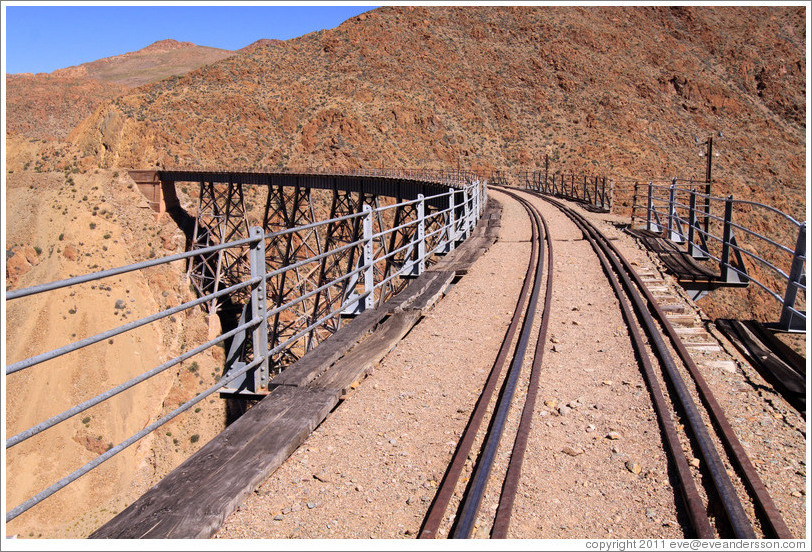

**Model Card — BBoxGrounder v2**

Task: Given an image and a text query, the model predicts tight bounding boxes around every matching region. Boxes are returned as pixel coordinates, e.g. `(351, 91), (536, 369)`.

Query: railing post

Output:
(468, 185), (476, 233)
(593, 176), (598, 207)
(720, 195), (734, 282)
(249, 226), (270, 391)
(417, 194), (426, 275)
(667, 179), (683, 242)
(778, 222), (806, 331)
(362, 204), (374, 311)
(704, 181), (712, 236)
(448, 189), (457, 251)
(608, 178), (613, 211)
(462, 187), (471, 239)
(646, 181), (654, 231)
(688, 189), (697, 254)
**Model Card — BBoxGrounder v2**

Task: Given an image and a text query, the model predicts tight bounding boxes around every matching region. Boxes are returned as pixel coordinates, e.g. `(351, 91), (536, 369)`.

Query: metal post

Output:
(362, 204), (374, 311)
(544, 154), (549, 193)
(249, 226), (270, 391)
(468, 185), (476, 233)
(417, 194), (426, 275)
(688, 189), (698, 255)
(594, 176), (598, 207)
(705, 136), (713, 184)
(463, 187), (471, 238)
(609, 178), (613, 211)
(646, 182), (654, 231)
(449, 189), (457, 250)
(720, 195), (734, 282)
(704, 138), (712, 236)
(778, 222), (806, 331)
(667, 179), (680, 242)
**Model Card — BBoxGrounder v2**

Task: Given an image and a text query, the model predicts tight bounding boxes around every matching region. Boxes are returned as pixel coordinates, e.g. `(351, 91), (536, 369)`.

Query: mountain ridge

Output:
(6, 38), (238, 139)
(67, 6), (804, 214)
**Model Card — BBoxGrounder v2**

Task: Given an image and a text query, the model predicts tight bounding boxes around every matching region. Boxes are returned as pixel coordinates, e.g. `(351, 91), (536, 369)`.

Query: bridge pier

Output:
(128, 170), (180, 213)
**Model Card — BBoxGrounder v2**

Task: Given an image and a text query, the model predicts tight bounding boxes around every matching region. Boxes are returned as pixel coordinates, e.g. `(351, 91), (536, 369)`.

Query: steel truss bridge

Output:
(5, 166), (805, 533)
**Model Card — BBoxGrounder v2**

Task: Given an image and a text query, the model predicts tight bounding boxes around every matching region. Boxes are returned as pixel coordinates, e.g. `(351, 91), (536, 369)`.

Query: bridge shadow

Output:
(167, 206), (196, 251)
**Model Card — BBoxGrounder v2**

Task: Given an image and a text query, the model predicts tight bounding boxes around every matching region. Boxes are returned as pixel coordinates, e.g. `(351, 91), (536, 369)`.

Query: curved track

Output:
(418, 187), (793, 539)
(534, 190), (792, 539)
(419, 188), (553, 538)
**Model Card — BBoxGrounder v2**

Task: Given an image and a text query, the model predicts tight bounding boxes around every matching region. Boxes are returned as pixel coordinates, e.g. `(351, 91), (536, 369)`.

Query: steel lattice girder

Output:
(188, 181), (251, 311)
(184, 173), (452, 378)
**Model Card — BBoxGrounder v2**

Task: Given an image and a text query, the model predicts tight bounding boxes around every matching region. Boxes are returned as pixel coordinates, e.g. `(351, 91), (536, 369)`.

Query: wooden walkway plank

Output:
(90, 386), (340, 539)
(407, 270), (455, 312)
(715, 319), (805, 415)
(270, 305), (391, 387)
(309, 309), (423, 395)
(626, 228), (718, 283)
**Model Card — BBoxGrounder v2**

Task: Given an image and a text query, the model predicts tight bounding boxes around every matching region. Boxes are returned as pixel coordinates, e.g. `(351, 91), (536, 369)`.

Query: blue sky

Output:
(3, 3), (379, 74)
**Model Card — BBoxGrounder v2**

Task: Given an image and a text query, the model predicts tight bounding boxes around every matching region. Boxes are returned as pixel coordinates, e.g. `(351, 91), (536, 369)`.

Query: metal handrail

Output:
(635, 181), (805, 331)
(5, 177), (486, 523)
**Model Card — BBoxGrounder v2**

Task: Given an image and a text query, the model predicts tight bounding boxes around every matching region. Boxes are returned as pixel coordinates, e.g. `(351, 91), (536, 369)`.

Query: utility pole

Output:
(704, 136), (713, 235)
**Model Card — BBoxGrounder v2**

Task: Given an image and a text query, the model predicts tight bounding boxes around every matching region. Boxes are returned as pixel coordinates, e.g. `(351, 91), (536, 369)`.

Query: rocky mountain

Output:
(6, 39), (236, 140)
(66, 6), (805, 218)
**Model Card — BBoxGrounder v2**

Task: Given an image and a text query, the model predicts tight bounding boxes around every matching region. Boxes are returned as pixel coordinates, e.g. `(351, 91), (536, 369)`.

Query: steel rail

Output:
(618, 229), (794, 538)
(523, 189), (716, 537)
(418, 190), (542, 539)
(489, 189), (555, 538)
(541, 192), (792, 539)
(544, 194), (755, 538)
(449, 191), (549, 539)
(591, 222), (796, 539)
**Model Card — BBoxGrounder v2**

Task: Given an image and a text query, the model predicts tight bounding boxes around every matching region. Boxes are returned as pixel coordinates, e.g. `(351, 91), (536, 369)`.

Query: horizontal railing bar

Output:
(732, 245), (791, 281)
(5, 176), (485, 524)
(6, 354), (266, 522)
(671, 213), (794, 259)
(727, 221), (797, 256)
(6, 236), (259, 300)
(7, 316), (261, 449)
(6, 277), (262, 375)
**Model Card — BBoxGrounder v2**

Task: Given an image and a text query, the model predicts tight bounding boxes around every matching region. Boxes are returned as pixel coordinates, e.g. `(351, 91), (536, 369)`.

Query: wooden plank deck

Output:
(715, 319), (805, 415)
(90, 386), (340, 538)
(626, 228), (719, 284)
(90, 197), (502, 540)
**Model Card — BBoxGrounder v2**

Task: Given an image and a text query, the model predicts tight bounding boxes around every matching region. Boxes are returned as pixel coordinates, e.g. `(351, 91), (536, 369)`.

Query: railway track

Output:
(418, 187), (793, 539)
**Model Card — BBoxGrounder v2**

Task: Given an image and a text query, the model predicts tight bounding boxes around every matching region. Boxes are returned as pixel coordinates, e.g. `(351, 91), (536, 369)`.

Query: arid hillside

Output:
(6, 39), (236, 140)
(67, 6), (805, 218)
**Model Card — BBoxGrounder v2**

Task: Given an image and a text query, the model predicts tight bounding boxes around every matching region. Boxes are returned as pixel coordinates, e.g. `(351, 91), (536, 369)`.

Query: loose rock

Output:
(562, 446), (584, 457)
(625, 461), (642, 474)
